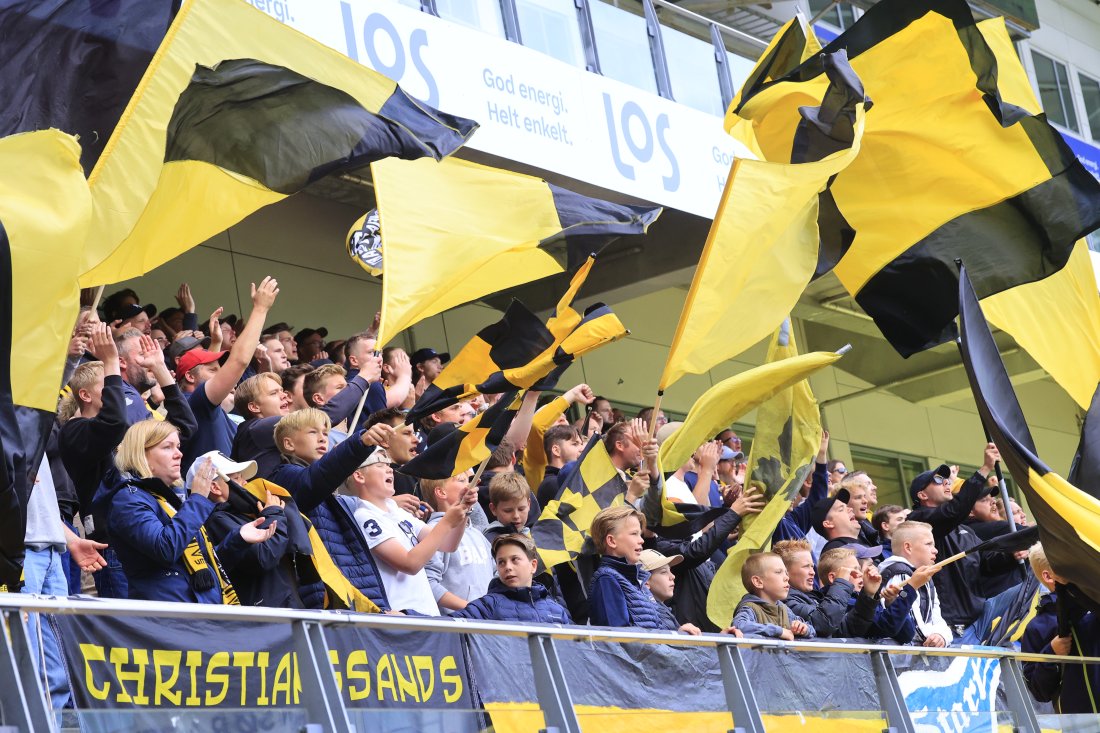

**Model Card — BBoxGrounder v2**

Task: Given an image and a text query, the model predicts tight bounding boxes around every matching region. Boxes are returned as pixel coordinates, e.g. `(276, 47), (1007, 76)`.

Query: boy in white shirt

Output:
(877, 520), (953, 647)
(348, 449), (476, 615)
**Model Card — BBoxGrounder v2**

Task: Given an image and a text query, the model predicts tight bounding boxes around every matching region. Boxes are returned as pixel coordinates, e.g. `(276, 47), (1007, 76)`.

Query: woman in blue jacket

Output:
(105, 420), (275, 604)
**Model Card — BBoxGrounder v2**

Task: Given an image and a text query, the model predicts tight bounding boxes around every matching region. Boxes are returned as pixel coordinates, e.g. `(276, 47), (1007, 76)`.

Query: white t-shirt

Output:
(353, 498), (438, 615)
(664, 474), (698, 504)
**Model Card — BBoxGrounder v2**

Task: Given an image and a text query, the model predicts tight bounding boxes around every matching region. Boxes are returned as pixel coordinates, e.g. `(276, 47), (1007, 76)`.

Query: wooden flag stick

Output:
(646, 391), (665, 440)
(89, 284), (106, 314)
(470, 454), (493, 487)
(931, 550), (968, 571)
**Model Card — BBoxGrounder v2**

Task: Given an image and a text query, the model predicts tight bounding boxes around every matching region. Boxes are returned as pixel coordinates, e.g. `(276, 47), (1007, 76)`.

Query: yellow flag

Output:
(658, 106), (864, 390)
(706, 324), (823, 628)
(0, 130), (92, 411)
(79, 0), (476, 287)
(371, 156), (658, 346)
(660, 348), (841, 472)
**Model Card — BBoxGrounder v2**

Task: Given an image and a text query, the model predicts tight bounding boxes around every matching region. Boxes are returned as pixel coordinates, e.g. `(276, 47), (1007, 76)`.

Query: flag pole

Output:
(647, 391), (664, 440)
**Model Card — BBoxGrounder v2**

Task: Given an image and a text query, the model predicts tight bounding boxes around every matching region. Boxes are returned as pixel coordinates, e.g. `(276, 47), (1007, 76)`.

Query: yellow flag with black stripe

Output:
(400, 392), (521, 480)
(0, 130), (92, 413)
(371, 156), (659, 347)
(79, 0), (477, 287)
(658, 51), (866, 390)
(959, 266), (1100, 609)
(533, 434), (626, 570)
(729, 0), (1100, 359)
(706, 323), (824, 628)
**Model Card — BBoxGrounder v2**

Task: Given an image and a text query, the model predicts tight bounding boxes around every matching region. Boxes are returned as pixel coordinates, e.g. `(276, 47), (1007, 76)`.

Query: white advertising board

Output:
(242, 0), (751, 218)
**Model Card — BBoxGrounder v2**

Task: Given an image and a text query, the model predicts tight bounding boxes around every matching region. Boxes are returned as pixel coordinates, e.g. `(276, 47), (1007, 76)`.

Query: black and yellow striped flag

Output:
(79, 0), (476, 287)
(533, 434), (627, 569)
(958, 266), (1100, 609)
(406, 301), (555, 425)
(0, 130), (93, 586)
(400, 392), (521, 480)
(729, 0), (1100, 358)
(371, 156), (659, 346)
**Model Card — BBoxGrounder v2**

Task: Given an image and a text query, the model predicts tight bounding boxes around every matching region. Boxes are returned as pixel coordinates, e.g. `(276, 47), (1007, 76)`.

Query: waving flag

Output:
(400, 392), (521, 480)
(79, 0), (477, 287)
(958, 266), (1100, 609)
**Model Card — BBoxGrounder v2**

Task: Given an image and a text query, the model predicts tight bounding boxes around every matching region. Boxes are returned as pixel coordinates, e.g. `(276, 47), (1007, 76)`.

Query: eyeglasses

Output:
(832, 467), (848, 475)
(930, 475), (947, 485)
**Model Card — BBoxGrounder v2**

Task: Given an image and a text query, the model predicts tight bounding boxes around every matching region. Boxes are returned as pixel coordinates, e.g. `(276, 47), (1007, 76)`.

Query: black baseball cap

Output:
(117, 303), (156, 321)
(295, 327), (329, 343)
(811, 488), (851, 536)
(261, 322), (294, 336)
(411, 347), (450, 368)
(908, 464), (953, 506)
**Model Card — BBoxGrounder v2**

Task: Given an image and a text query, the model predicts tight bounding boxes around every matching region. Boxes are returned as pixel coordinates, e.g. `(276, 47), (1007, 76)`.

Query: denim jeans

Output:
(21, 547), (72, 709)
(92, 547), (128, 599)
(59, 520), (83, 595)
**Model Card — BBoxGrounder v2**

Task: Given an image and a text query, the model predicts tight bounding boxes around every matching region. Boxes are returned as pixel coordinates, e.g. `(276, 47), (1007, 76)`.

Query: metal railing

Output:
(2, 593), (1097, 733)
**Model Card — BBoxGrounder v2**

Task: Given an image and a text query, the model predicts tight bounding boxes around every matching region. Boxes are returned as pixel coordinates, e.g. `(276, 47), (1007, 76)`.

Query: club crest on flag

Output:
(347, 208), (383, 276)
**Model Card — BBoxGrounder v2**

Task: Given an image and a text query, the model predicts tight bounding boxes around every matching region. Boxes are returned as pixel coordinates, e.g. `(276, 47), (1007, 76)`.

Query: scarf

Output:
(239, 478), (381, 614)
(142, 479), (239, 605)
(745, 599), (791, 629)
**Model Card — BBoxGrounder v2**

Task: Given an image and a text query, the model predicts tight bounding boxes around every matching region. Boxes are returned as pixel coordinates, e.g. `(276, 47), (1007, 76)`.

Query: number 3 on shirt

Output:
(362, 519), (382, 538)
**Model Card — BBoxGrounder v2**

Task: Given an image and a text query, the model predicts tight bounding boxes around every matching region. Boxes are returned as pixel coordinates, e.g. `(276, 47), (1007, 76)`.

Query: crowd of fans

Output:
(18, 278), (1099, 715)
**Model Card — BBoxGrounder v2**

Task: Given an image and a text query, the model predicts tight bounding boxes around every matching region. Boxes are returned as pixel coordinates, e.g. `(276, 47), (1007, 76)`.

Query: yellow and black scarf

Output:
(236, 478), (380, 614)
(143, 481), (239, 606)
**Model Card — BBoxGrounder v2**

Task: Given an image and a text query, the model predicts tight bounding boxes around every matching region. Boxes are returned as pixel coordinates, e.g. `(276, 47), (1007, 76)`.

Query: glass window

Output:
(660, 21), (724, 116)
(514, 0), (586, 68)
(435, 0), (505, 36)
(1032, 51), (1079, 133)
(808, 0), (855, 30)
(590, 0), (657, 94)
(1078, 72), (1100, 141)
(726, 50), (756, 96)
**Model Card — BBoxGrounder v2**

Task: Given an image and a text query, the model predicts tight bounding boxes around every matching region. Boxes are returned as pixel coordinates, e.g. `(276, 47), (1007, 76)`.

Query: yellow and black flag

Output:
(706, 322), (824, 628)
(729, 0), (1100, 357)
(406, 300), (556, 425)
(79, 0), (477, 287)
(371, 156), (659, 346)
(533, 434), (627, 570)
(958, 265), (1100, 609)
(400, 392), (521, 480)
(0, 130), (93, 586)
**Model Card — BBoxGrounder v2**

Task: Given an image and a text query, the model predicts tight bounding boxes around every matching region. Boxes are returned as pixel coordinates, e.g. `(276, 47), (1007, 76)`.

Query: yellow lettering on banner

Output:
(232, 652), (255, 706)
(152, 650), (182, 705)
(328, 648), (342, 689)
(79, 644), (110, 700)
(256, 652), (270, 706)
(293, 652), (302, 705)
(441, 656), (463, 704)
(205, 651), (230, 706)
(184, 650), (203, 706)
(346, 650), (371, 701)
(394, 656), (420, 703)
(412, 655), (435, 701)
(110, 647), (150, 704)
(376, 654), (398, 702)
(272, 652), (293, 705)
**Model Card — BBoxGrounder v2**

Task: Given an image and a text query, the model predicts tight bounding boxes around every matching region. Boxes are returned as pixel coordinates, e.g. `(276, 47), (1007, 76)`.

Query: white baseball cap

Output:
(186, 450), (258, 487)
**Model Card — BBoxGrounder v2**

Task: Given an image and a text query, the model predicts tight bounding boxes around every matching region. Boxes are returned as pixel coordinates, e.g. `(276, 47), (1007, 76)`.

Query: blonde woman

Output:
(104, 420), (274, 604)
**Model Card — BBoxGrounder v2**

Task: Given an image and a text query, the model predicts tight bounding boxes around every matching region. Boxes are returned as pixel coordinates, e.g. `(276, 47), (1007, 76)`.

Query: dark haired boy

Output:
(451, 534), (572, 624)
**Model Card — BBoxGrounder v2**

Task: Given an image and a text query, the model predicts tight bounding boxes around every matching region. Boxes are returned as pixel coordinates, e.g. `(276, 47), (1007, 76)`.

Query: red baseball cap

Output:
(175, 349), (228, 380)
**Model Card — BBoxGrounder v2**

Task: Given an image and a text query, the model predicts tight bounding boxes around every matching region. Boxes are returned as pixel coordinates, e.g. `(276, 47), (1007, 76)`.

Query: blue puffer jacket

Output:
(269, 436), (390, 611)
(100, 473), (245, 604)
(303, 495), (389, 610)
(451, 579), (571, 624)
(588, 556), (678, 630)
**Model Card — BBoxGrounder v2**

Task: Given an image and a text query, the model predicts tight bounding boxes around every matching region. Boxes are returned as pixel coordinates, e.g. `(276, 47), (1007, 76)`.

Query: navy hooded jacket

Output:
(451, 579), (572, 624)
(588, 555), (678, 631)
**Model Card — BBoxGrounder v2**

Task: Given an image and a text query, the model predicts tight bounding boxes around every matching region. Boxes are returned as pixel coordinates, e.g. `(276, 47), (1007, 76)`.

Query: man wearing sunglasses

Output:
(907, 443), (1020, 636)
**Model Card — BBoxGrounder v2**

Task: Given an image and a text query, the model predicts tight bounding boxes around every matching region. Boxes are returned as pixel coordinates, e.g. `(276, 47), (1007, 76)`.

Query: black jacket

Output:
(643, 508), (744, 632)
(786, 578), (856, 637)
(59, 376), (196, 540)
(204, 493), (305, 608)
(908, 471), (1016, 626)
